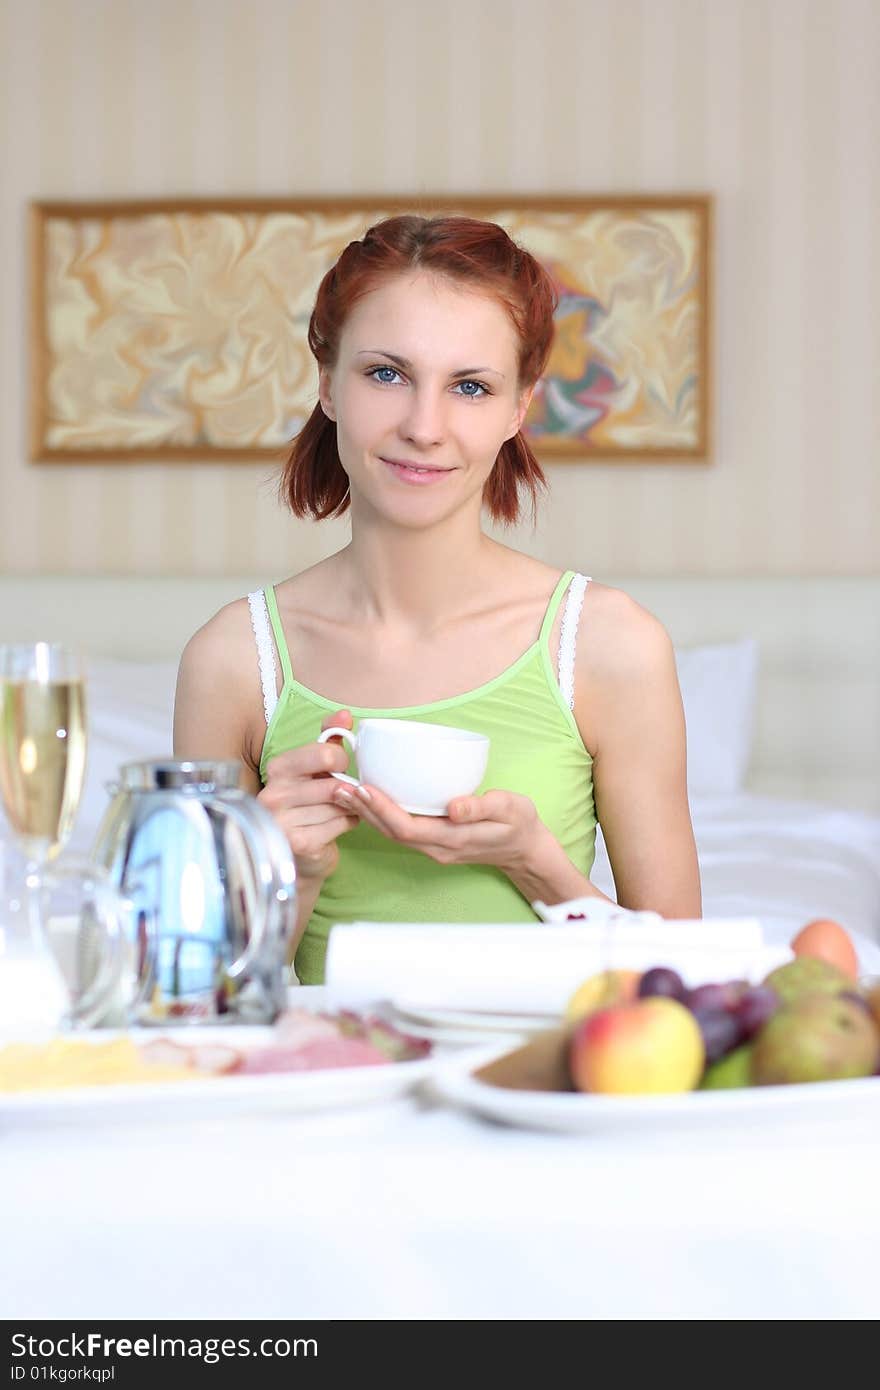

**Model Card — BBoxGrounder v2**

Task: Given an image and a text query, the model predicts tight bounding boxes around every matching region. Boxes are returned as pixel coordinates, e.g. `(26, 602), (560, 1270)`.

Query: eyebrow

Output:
(354, 349), (506, 380)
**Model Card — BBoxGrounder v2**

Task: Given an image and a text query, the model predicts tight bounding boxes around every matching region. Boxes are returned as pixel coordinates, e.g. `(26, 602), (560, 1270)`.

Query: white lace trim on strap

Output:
(247, 590), (279, 726)
(557, 573), (591, 710)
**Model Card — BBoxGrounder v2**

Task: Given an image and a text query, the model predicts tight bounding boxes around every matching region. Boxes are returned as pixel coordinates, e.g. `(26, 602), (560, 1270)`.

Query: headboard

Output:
(2, 573), (878, 814)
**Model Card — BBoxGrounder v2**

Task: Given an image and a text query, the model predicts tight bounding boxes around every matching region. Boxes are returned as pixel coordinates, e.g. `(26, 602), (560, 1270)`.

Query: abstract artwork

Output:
(29, 196), (711, 462)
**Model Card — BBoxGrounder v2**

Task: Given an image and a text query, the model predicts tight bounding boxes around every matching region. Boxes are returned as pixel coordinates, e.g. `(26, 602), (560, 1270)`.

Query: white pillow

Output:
(674, 639), (759, 796)
(71, 658), (179, 854)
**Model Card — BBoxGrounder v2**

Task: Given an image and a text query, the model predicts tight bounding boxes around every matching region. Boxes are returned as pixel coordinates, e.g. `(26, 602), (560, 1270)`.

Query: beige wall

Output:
(0, 0), (877, 578)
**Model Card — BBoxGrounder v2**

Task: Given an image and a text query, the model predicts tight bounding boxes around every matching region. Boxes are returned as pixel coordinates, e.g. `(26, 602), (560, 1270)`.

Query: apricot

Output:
(790, 919), (859, 981)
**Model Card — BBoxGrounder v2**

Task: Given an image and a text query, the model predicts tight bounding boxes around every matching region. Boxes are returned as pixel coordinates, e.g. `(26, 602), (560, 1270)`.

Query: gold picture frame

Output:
(29, 195), (712, 463)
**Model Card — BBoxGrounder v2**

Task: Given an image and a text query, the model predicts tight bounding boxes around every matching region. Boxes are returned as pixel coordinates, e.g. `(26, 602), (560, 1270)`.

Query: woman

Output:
(174, 214), (701, 984)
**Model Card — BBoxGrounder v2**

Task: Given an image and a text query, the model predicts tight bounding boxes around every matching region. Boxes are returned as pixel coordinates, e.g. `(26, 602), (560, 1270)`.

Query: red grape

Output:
(638, 967), (687, 1001)
(691, 1007), (742, 1062)
(733, 985), (779, 1039)
(687, 980), (748, 1014)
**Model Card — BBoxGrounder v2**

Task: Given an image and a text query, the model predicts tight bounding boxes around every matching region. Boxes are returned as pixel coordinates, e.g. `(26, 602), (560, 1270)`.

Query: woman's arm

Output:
(173, 601), (264, 794)
(174, 604), (360, 959)
(574, 586), (701, 919)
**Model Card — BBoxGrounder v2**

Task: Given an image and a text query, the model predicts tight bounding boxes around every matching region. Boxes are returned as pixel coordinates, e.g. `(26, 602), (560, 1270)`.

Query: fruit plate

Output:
(428, 1042), (880, 1135)
(0, 1025), (438, 1128)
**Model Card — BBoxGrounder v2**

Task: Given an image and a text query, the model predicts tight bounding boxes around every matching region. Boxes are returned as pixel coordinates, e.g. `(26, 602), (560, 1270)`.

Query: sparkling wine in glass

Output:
(0, 643), (87, 865)
(0, 643), (87, 1034)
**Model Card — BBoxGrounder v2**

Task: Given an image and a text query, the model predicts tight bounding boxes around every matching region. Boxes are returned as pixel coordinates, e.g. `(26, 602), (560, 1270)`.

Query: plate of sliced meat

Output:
(0, 1006), (438, 1125)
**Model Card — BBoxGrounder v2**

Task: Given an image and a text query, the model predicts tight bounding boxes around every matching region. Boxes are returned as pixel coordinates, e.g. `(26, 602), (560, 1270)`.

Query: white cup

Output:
(316, 718), (490, 816)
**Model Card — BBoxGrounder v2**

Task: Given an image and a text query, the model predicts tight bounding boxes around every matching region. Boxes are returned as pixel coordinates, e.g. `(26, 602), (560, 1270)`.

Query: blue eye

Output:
(369, 366), (403, 385)
(453, 380), (488, 398)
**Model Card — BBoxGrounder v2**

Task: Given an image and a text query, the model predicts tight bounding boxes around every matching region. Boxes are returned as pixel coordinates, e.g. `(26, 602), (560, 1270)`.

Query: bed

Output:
(3, 572), (879, 968)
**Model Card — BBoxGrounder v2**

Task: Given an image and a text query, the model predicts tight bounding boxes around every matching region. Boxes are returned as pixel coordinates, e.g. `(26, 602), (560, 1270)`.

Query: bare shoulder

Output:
(178, 595), (260, 685)
(175, 596), (266, 768)
(175, 600), (264, 745)
(577, 581), (676, 681)
(571, 584), (681, 756)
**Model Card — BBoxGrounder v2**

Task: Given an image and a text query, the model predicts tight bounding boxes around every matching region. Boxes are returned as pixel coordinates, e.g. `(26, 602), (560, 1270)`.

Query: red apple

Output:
(569, 997), (705, 1095)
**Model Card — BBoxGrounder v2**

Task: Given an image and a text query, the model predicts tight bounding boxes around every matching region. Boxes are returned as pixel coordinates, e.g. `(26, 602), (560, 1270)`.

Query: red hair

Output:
(280, 215), (558, 526)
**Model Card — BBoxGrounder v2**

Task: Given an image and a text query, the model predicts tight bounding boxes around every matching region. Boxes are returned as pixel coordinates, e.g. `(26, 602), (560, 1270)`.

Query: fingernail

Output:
(335, 790), (355, 807)
(355, 786), (372, 803)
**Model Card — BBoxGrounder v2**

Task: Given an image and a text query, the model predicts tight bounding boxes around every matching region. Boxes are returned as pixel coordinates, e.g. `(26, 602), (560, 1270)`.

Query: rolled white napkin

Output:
(324, 915), (792, 1014)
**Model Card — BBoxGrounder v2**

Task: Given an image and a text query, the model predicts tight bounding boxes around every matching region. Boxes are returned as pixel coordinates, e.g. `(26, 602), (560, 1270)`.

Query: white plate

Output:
(429, 1042), (880, 1134)
(0, 1024), (437, 1127)
(392, 999), (557, 1038)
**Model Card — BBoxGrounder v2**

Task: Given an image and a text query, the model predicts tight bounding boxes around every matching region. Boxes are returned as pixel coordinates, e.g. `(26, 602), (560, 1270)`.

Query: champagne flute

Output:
(0, 642), (87, 867)
(0, 643), (88, 1034)
(0, 643), (130, 1037)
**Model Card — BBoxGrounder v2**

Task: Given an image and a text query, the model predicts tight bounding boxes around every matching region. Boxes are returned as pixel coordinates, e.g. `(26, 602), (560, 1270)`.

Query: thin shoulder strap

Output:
(263, 584), (294, 687)
(557, 573), (591, 710)
(538, 570), (576, 645)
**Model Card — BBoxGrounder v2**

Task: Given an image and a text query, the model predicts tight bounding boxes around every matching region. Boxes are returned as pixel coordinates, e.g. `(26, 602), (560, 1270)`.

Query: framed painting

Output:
(28, 195), (712, 463)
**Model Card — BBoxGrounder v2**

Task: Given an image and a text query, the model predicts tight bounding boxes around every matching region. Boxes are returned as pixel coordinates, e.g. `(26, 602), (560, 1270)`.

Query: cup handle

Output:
(316, 726), (361, 789)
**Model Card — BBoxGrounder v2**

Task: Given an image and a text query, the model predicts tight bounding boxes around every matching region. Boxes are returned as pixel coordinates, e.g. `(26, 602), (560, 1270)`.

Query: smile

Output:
(381, 458), (454, 484)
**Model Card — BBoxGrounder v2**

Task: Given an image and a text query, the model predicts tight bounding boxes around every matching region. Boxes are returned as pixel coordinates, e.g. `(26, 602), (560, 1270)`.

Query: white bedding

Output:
(592, 795), (880, 970)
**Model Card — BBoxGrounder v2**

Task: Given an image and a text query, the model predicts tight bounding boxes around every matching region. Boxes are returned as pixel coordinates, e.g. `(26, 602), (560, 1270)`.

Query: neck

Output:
(338, 512), (507, 635)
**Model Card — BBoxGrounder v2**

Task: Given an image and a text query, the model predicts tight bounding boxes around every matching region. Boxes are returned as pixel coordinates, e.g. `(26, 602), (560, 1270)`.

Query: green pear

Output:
(751, 994), (880, 1086)
(762, 956), (852, 1005)
(700, 1044), (754, 1090)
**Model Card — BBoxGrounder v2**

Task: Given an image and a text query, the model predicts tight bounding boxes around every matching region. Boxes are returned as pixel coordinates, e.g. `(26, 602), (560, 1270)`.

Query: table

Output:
(3, 991), (879, 1320)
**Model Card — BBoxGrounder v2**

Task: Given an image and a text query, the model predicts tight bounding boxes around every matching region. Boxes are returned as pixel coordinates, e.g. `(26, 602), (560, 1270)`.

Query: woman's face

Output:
(318, 271), (532, 527)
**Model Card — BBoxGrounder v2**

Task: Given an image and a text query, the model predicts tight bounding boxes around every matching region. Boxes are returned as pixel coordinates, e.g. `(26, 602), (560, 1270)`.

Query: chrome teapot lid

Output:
(118, 758), (244, 791)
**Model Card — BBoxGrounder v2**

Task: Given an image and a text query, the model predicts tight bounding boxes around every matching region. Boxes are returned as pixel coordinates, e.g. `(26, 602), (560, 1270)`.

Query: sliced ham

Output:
(135, 1008), (431, 1079)
(237, 1036), (392, 1074)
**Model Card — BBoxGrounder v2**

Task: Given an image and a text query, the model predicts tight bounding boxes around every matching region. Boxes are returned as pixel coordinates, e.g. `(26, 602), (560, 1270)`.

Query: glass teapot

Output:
(91, 759), (297, 1025)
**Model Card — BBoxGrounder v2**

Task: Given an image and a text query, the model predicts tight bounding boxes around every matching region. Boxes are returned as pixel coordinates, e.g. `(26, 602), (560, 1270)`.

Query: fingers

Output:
(275, 801), (357, 828)
(337, 784), (454, 847)
(320, 708), (354, 736)
(275, 808), (359, 847)
(337, 786), (498, 864)
(263, 739), (350, 785)
(334, 786), (528, 864)
(259, 768), (348, 814)
(264, 712), (354, 785)
(448, 790), (512, 823)
(272, 807), (360, 882)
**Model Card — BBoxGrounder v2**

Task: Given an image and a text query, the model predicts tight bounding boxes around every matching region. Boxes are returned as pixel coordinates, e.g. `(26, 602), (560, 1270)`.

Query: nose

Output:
(400, 387), (447, 449)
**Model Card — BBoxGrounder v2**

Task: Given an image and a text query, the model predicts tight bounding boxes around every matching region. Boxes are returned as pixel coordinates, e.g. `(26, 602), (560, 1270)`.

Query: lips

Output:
(381, 458), (454, 485)
(382, 458), (450, 473)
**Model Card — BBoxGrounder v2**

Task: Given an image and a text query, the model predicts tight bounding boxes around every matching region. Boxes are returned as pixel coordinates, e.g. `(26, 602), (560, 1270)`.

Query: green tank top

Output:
(258, 570), (596, 984)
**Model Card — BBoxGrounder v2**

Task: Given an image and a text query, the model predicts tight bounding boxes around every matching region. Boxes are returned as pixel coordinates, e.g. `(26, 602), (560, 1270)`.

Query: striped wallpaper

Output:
(0, 0), (877, 577)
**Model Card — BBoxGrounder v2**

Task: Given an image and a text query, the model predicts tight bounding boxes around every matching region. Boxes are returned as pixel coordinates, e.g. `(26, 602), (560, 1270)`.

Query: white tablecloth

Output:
(3, 990), (879, 1321)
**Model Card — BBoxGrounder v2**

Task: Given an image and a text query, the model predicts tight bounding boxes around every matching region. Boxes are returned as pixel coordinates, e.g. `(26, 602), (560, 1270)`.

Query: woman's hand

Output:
(259, 709), (360, 885)
(331, 781), (549, 877)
